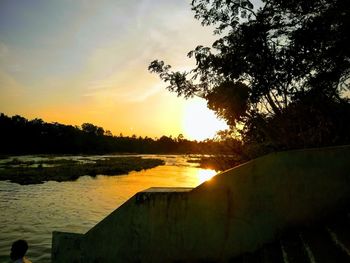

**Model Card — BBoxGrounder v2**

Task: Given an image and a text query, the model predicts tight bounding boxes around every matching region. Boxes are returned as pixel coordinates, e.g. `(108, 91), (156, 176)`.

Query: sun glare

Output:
(197, 169), (217, 184)
(183, 98), (228, 141)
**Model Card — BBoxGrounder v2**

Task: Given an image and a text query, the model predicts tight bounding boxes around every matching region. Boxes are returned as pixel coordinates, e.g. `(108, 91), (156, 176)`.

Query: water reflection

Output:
(0, 155), (217, 263)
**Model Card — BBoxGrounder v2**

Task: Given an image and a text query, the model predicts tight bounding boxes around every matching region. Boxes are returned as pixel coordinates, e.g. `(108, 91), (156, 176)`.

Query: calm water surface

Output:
(0, 155), (216, 262)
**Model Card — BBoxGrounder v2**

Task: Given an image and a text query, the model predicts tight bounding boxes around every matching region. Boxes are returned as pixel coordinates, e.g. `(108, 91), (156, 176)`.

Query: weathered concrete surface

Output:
(52, 146), (350, 262)
(228, 210), (350, 262)
(51, 232), (83, 263)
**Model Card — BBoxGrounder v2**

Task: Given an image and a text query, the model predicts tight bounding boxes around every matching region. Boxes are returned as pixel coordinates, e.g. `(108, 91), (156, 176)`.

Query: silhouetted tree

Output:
(82, 123), (104, 136)
(0, 113), (237, 155)
(149, 0), (350, 152)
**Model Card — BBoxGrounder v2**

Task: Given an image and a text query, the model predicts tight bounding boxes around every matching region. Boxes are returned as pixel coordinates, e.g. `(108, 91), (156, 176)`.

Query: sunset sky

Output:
(0, 0), (229, 140)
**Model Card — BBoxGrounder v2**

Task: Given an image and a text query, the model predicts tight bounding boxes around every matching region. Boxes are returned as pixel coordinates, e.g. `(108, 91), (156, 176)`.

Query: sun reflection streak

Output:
(197, 169), (217, 184)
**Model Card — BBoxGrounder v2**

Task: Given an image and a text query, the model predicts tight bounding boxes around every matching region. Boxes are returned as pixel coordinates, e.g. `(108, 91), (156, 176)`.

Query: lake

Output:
(0, 155), (217, 262)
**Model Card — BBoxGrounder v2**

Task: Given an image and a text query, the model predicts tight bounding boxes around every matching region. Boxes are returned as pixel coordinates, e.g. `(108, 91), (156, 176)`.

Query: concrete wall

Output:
(52, 146), (350, 262)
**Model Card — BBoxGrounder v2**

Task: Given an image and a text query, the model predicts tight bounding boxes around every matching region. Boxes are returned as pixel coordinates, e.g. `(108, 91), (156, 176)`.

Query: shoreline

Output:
(0, 156), (165, 185)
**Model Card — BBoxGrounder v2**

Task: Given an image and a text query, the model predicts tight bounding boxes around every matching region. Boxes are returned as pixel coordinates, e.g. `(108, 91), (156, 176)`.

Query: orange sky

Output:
(0, 0), (228, 140)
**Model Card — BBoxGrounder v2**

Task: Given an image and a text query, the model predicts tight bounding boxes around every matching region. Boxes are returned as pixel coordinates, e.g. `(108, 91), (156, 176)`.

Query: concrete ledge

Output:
(52, 231), (83, 263)
(140, 187), (193, 192)
(52, 145), (350, 262)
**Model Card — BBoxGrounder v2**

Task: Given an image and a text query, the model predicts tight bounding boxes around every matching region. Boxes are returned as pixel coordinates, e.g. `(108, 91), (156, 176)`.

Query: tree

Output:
(104, 130), (113, 137)
(149, 0), (350, 150)
(81, 123), (105, 136)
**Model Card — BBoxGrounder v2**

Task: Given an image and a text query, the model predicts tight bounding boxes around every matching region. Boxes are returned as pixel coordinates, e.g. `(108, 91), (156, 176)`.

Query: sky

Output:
(0, 0), (228, 140)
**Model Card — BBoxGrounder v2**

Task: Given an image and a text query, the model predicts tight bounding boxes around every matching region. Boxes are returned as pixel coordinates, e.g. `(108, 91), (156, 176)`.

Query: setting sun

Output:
(197, 169), (217, 184)
(183, 98), (228, 141)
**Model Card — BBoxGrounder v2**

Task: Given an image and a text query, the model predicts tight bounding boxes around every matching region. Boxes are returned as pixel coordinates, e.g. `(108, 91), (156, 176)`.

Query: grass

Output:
(0, 157), (165, 185)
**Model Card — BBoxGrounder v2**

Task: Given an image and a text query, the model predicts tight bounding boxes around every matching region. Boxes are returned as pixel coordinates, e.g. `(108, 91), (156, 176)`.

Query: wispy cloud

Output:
(0, 70), (26, 114)
(0, 70), (23, 95)
(0, 42), (9, 57)
(0, 0), (218, 137)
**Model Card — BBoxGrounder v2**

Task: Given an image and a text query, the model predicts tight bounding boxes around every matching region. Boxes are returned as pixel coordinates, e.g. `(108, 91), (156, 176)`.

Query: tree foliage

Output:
(149, 0), (350, 151)
(0, 113), (239, 155)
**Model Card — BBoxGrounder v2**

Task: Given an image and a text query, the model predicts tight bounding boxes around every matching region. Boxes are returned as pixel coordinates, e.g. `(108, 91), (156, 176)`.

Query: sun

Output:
(183, 98), (228, 141)
(197, 169), (217, 184)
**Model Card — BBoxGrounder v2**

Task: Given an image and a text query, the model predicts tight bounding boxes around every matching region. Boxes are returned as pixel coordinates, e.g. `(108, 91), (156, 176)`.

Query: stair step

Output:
(260, 242), (284, 263)
(301, 227), (350, 263)
(280, 231), (309, 263)
(326, 213), (350, 256)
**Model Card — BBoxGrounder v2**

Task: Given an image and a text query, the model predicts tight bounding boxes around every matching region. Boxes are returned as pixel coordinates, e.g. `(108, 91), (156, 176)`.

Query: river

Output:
(0, 155), (217, 262)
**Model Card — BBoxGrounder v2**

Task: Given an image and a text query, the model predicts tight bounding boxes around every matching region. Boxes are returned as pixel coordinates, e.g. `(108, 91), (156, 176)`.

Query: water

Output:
(0, 155), (216, 262)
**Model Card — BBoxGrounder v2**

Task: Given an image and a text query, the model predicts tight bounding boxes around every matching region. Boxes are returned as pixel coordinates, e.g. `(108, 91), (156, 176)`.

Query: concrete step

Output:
(281, 231), (309, 263)
(301, 226), (350, 263)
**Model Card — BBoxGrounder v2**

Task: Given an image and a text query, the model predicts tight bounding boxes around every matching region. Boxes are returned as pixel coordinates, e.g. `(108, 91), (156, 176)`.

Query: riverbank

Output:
(0, 157), (164, 185)
(0, 155), (213, 263)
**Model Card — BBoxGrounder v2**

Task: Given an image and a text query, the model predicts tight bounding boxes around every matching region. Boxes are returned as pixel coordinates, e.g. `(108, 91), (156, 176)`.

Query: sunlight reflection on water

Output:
(0, 155), (217, 263)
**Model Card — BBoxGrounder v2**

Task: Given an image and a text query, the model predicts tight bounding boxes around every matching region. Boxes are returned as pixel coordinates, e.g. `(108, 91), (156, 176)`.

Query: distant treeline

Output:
(0, 113), (241, 155)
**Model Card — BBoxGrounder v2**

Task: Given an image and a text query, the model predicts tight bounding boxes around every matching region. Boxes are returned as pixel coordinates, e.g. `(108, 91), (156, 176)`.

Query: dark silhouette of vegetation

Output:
(149, 0), (350, 157)
(0, 113), (238, 155)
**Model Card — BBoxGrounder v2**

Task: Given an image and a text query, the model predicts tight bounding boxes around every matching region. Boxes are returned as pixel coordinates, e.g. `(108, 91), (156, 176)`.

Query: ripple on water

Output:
(0, 155), (217, 262)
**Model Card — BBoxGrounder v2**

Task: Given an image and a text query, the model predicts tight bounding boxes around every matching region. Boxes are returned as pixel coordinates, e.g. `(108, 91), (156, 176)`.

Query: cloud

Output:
(0, 42), (9, 57)
(0, 70), (26, 114)
(0, 0), (215, 130)
(8, 64), (22, 72)
(0, 70), (23, 95)
(82, 74), (163, 103)
(114, 83), (164, 103)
